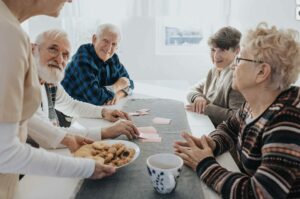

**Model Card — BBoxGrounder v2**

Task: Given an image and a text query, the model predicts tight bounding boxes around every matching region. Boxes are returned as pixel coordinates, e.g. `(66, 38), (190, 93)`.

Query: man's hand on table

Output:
(90, 161), (116, 179)
(173, 133), (215, 171)
(101, 119), (139, 140)
(105, 90), (127, 105)
(185, 96), (209, 114)
(102, 108), (130, 122)
(61, 134), (94, 153)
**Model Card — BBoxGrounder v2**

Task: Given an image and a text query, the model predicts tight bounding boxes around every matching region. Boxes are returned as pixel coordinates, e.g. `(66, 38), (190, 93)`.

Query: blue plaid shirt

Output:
(61, 44), (134, 105)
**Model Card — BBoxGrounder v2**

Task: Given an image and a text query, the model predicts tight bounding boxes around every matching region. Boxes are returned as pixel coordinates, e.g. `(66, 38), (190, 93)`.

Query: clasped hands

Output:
(185, 96), (208, 114)
(173, 133), (215, 171)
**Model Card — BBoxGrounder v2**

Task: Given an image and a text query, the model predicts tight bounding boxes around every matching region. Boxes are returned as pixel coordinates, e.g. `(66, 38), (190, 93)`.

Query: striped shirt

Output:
(61, 44), (134, 105)
(197, 86), (300, 199)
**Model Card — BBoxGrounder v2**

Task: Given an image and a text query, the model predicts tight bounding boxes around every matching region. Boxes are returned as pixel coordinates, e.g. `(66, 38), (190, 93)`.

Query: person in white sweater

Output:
(29, 29), (139, 150)
(0, 1), (115, 199)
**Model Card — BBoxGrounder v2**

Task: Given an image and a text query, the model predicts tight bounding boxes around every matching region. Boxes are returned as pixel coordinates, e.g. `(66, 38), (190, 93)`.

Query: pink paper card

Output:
(139, 133), (161, 139)
(137, 126), (158, 134)
(129, 112), (140, 116)
(152, 117), (171, 125)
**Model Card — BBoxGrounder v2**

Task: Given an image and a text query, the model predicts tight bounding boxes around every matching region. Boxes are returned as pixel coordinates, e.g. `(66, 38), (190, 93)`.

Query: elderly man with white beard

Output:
(28, 29), (139, 151)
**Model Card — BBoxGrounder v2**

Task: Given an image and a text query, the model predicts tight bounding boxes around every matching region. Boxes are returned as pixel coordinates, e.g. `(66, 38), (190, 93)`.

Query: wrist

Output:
(101, 128), (109, 139)
(61, 134), (72, 147)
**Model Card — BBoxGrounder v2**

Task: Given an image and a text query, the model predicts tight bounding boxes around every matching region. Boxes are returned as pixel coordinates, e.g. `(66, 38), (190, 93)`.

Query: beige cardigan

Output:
(187, 66), (245, 127)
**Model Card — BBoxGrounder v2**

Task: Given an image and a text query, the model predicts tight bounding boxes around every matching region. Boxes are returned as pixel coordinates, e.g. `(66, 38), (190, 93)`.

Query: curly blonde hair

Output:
(242, 23), (300, 91)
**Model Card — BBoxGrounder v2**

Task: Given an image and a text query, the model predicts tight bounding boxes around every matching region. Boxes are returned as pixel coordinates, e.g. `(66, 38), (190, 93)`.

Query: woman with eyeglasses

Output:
(174, 23), (300, 198)
(186, 26), (245, 127)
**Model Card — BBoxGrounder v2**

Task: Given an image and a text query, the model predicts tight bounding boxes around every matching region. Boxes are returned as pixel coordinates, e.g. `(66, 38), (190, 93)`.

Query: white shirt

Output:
(28, 84), (105, 148)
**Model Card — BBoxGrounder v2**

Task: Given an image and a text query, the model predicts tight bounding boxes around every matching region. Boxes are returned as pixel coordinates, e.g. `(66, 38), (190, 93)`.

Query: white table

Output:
(14, 82), (239, 199)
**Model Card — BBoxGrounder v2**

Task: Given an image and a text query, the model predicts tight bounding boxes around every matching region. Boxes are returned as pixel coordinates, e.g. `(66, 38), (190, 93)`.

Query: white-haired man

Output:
(61, 23), (134, 106)
(29, 29), (139, 150)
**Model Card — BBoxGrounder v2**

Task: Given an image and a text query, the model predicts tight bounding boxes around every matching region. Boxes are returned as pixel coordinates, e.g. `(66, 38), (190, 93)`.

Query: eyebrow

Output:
(48, 44), (70, 55)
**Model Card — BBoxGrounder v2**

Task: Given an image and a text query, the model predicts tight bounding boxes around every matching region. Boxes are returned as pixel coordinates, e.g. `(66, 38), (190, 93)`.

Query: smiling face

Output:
(210, 46), (238, 70)
(34, 36), (70, 84)
(92, 30), (119, 62)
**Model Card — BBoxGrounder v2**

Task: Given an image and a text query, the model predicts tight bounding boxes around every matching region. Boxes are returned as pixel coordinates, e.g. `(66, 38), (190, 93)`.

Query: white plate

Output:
(99, 140), (140, 168)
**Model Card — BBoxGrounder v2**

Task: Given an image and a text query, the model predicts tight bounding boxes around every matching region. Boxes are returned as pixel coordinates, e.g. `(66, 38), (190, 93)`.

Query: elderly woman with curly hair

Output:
(174, 23), (300, 199)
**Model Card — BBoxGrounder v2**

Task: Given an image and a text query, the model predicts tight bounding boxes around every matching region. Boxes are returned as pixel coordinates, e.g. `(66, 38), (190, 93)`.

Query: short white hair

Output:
(95, 23), (121, 41)
(35, 29), (69, 46)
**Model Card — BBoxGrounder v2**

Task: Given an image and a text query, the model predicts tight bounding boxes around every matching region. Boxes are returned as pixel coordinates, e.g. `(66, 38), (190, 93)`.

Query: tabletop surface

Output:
(14, 82), (240, 199)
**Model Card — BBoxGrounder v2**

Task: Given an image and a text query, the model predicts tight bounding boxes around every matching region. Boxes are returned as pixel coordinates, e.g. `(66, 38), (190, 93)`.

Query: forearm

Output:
(204, 104), (235, 126)
(28, 114), (66, 148)
(0, 122), (94, 178)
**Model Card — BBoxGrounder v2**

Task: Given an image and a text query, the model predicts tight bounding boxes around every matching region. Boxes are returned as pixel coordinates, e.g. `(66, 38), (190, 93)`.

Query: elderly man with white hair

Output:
(29, 29), (139, 151)
(61, 23), (134, 106)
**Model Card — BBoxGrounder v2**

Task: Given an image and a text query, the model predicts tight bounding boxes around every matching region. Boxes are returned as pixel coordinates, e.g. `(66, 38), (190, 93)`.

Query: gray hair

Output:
(242, 23), (300, 91)
(35, 29), (69, 46)
(95, 23), (121, 41)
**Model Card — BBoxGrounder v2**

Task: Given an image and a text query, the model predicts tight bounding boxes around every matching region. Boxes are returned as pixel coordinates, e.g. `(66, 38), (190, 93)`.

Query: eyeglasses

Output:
(46, 45), (70, 62)
(235, 57), (263, 65)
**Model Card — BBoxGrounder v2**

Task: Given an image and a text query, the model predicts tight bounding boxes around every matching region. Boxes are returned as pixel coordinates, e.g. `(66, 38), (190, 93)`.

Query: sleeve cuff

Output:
(196, 156), (218, 178)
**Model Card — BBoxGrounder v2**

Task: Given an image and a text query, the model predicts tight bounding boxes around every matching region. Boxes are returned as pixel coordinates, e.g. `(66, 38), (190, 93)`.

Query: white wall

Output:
(24, 0), (300, 85)
(229, 0), (300, 32)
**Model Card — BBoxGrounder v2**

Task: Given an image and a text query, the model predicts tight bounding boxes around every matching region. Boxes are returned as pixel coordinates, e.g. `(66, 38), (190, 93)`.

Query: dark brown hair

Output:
(208, 26), (241, 50)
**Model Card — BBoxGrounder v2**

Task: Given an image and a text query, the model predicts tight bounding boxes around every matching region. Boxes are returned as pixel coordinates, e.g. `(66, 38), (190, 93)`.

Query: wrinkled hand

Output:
(113, 77), (130, 93)
(174, 133), (216, 150)
(89, 161), (116, 179)
(102, 108), (130, 122)
(61, 134), (94, 153)
(105, 90), (127, 106)
(101, 119), (139, 140)
(186, 96), (208, 114)
(173, 133), (214, 171)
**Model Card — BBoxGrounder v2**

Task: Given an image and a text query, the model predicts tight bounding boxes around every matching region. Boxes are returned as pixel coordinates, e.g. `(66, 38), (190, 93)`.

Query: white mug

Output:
(146, 153), (183, 194)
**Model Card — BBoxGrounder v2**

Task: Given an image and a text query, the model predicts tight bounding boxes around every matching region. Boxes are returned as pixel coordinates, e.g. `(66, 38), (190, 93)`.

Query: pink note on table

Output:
(139, 133), (161, 139)
(137, 126), (158, 134)
(152, 117), (171, 125)
(129, 112), (140, 116)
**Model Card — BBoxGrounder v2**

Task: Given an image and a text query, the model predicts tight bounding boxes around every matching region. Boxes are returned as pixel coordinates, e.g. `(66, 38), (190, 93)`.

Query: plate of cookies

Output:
(73, 140), (140, 168)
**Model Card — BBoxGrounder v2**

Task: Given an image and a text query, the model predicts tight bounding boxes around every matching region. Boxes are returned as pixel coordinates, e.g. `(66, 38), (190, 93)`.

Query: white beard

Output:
(35, 54), (65, 85)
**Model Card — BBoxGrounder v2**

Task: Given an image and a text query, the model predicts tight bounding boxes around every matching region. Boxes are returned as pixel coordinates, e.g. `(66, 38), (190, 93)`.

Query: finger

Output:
(173, 141), (189, 147)
(201, 135), (210, 148)
(122, 112), (130, 120)
(122, 129), (133, 140)
(83, 137), (94, 144)
(126, 124), (139, 138)
(124, 121), (139, 137)
(202, 102), (206, 113)
(182, 133), (197, 148)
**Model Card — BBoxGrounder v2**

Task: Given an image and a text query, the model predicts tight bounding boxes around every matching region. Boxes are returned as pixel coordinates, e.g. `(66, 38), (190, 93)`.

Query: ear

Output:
(255, 63), (271, 84)
(32, 43), (38, 55)
(92, 34), (97, 45)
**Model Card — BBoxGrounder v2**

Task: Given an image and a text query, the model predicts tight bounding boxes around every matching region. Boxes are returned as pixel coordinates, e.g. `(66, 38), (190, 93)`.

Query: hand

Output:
(174, 133), (216, 151)
(186, 96), (208, 114)
(61, 134), (94, 153)
(101, 119), (139, 140)
(173, 133), (214, 171)
(102, 108), (130, 122)
(104, 90), (126, 105)
(89, 161), (116, 179)
(112, 77), (130, 92)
